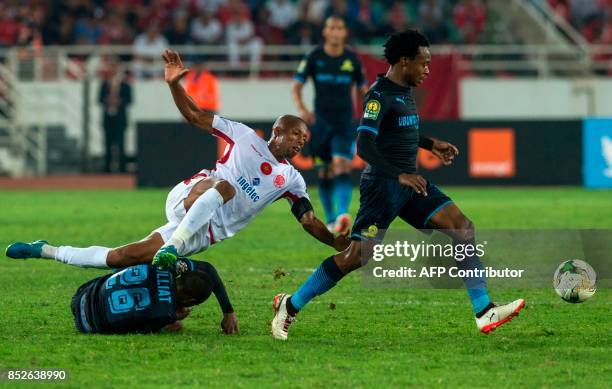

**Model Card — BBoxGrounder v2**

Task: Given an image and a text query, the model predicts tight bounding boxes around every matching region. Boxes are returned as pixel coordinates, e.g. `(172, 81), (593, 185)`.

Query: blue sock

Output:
(333, 173), (352, 216)
(290, 256), (345, 311)
(319, 177), (335, 224)
(455, 238), (491, 314)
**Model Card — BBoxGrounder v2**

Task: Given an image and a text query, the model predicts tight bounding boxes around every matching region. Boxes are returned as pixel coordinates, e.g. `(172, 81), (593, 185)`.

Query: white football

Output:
(553, 259), (597, 303)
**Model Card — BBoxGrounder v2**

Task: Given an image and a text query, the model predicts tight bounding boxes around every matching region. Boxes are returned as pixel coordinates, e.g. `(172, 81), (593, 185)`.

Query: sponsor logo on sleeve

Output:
(260, 162), (272, 175)
(363, 100), (381, 120)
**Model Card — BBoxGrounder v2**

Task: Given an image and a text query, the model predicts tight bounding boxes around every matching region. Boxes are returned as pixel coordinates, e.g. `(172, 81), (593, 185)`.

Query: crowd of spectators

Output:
(547, 0), (611, 44)
(0, 0), (494, 51)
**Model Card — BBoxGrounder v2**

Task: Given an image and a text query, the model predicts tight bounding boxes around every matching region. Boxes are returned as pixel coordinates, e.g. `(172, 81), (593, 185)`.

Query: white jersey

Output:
(156, 115), (309, 253)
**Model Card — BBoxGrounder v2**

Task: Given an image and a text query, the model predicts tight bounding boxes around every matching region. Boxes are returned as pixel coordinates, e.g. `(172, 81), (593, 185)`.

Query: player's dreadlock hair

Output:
(383, 30), (430, 65)
(175, 270), (213, 307)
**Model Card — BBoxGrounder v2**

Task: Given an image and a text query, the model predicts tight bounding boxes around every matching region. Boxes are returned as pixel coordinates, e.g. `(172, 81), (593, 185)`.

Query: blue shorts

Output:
(309, 111), (355, 164)
(350, 173), (453, 240)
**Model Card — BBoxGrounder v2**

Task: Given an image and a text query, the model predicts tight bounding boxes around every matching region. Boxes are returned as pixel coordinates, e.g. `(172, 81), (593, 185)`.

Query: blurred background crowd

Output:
(1, 0), (608, 51)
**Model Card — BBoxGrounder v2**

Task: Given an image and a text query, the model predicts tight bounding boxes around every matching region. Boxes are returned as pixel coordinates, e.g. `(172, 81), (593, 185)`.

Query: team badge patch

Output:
(273, 174), (286, 188)
(340, 59), (354, 72)
(363, 100), (381, 120)
(260, 162), (272, 175)
(362, 224), (378, 238)
(297, 59), (306, 73)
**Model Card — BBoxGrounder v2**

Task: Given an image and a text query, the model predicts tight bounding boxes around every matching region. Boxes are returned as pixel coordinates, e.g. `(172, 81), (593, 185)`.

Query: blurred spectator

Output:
(453, 0), (486, 44)
(183, 62), (221, 113)
(287, 5), (319, 46)
(190, 11), (223, 44)
(98, 58), (132, 173)
(349, 0), (381, 43)
(419, 0), (450, 44)
(256, 8), (286, 44)
(0, 5), (22, 47)
(165, 13), (190, 45)
(193, 0), (228, 14)
(218, 0), (249, 25)
(382, 1), (411, 35)
(73, 12), (104, 44)
(226, 10), (263, 71)
(266, 0), (298, 30)
(299, 0), (329, 25)
(132, 24), (168, 78)
(101, 11), (134, 44)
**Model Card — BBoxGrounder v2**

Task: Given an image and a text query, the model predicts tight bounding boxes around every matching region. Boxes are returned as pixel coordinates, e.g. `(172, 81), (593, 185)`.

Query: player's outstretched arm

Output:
(189, 260), (239, 334)
(162, 49), (214, 134)
(299, 210), (350, 252)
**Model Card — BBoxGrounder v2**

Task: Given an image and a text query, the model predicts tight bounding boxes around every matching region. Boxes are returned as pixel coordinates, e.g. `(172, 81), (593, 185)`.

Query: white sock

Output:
(54, 246), (110, 268)
(165, 188), (224, 254)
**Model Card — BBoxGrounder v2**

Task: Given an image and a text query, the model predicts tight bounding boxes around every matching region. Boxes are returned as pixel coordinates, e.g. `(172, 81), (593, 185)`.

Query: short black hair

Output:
(175, 271), (213, 307)
(383, 30), (430, 65)
(325, 14), (347, 26)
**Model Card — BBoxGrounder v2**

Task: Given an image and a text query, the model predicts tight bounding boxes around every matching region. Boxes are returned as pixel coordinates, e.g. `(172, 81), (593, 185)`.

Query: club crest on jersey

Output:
(340, 59), (354, 72)
(252, 177), (260, 186)
(273, 174), (286, 188)
(260, 162), (272, 175)
(364, 100), (381, 120)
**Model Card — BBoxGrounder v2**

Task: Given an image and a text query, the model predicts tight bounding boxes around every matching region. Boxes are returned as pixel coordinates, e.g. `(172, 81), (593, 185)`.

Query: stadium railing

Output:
(0, 44), (610, 81)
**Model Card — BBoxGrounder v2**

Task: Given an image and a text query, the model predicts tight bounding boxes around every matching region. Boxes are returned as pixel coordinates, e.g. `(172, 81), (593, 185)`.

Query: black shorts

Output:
(350, 173), (453, 240)
(309, 111), (355, 164)
(70, 279), (99, 333)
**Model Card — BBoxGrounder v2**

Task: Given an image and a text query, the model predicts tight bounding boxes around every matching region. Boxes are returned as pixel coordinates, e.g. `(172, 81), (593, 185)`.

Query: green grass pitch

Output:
(1, 188), (611, 387)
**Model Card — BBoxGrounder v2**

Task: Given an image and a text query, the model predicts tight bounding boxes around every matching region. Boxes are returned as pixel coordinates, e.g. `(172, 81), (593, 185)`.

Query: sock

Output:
(455, 238), (491, 314)
(54, 246), (110, 268)
(165, 188), (224, 254)
(41, 244), (57, 259)
(290, 256), (345, 312)
(333, 173), (352, 216)
(318, 177), (335, 224)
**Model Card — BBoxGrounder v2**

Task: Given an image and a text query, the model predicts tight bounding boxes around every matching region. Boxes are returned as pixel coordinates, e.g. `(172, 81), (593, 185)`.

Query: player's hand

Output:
(431, 139), (459, 166)
(398, 173), (428, 196)
(298, 108), (315, 125)
(221, 312), (239, 334)
(176, 307), (192, 321)
(333, 230), (351, 251)
(162, 49), (189, 85)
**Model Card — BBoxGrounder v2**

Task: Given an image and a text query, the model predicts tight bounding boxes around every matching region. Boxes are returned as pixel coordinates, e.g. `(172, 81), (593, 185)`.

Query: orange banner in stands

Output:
(468, 128), (515, 177)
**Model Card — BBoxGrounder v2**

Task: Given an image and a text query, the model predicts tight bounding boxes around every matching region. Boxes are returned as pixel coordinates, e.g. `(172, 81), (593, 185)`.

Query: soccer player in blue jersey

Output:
(273, 30), (525, 340)
(292, 15), (369, 233)
(70, 258), (238, 334)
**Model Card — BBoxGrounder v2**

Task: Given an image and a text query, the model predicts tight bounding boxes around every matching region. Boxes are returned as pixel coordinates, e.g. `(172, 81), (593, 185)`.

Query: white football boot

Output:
(271, 293), (296, 340)
(476, 299), (525, 334)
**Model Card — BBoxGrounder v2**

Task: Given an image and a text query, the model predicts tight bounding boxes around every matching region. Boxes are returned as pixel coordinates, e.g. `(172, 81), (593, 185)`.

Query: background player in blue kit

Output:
(70, 258), (237, 334)
(273, 30), (525, 340)
(292, 15), (369, 233)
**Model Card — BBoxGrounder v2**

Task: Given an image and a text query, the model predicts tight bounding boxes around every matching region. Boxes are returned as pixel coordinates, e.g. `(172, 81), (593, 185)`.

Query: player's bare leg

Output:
(318, 164), (337, 232)
(152, 178), (236, 269)
(427, 203), (525, 333)
(6, 177), (233, 269)
(332, 156), (353, 234)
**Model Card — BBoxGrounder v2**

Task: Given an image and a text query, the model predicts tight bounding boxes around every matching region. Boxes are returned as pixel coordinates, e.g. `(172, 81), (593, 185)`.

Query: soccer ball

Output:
(553, 260), (597, 303)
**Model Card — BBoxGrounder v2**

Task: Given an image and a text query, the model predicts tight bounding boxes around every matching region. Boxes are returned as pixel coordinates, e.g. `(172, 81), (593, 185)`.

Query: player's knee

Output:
(214, 180), (236, 203)
(335, 243), (362, 273)
(456, 217), (474, 240)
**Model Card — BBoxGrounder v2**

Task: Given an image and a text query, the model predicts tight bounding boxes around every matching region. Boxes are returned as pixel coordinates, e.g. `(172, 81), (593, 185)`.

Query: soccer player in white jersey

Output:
(6, 50), (350, 332)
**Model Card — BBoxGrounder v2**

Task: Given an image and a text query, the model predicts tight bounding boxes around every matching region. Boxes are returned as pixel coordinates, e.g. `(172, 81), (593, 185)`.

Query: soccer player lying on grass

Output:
(271, 30), (525, 340)
(6, 49), (350, 329)
(70, 258), (237, 334)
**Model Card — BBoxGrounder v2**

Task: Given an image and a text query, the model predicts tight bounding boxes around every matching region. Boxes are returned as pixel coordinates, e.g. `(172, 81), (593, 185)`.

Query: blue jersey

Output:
(72, 264), (177, 334)
(357, 75), (420, 175)
(294, 46), (366, 115)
